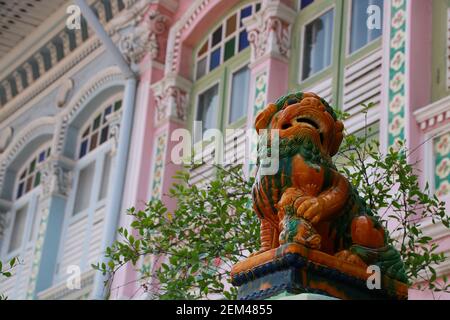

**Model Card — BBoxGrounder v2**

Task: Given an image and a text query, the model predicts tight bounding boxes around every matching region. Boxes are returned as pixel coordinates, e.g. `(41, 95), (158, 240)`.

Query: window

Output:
(301, 9), (334, 81)
(15, 145), (51, 200)
(349, 0), (384, 54)
(78, 99), (122, 159)
(195, 84), (219, 142)
(8, 205), (28, 253)
(195, 2), (261, 80)
(73, 162), (95, 215)
(229, 66), (250, 124)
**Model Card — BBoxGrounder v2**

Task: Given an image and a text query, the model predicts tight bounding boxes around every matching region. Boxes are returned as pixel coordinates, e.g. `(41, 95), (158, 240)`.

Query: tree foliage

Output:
(94, 165), (259, 299)
(0, 257), (19, 300)
(335, 104), (450, 295)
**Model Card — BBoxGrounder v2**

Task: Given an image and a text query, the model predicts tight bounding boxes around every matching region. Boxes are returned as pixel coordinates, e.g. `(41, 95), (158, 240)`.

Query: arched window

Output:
(78, 98), (122, 159)
(188, 1), (260, 182)
(191, 2), (260, 141)
(15, 144), (51, 200)
(194, 2), (261, 80)
(55, 93), (122, 283)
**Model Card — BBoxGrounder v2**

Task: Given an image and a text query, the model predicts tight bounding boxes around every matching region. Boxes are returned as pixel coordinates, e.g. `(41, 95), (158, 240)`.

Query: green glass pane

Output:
(29, 159), (36, 173)
(93, 115), (101, 130)
(224, 38), (235, 62)
(114, 100), (122, 111)
(34, 171), (41, 187)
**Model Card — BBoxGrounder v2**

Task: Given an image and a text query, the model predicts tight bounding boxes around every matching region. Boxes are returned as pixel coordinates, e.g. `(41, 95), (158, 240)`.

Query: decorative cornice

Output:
(0, 127), (14, 153)
(151, 74), (192, 126)
(0, 0), (145, 119)
(414, 96), (450, 132)
(244, 0), (296, 64)
(0, 38), (103, 123)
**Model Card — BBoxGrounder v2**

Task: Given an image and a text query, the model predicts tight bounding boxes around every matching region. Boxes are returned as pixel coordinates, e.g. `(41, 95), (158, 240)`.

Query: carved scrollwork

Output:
(244, 1), (295, 63)
(117, 8), (170, 64)
(40, 160), (72, 198)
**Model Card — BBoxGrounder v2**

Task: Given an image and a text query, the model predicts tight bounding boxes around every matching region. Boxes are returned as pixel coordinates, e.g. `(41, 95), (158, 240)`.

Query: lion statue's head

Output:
(255, 92), (344, 162)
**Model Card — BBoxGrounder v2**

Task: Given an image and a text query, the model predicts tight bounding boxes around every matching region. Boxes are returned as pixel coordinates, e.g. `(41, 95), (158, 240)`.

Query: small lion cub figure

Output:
(251, 92), (407, 283)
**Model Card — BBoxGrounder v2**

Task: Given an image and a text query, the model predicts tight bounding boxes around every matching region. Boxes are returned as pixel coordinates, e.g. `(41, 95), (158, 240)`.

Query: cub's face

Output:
(255, 92), (344, 158)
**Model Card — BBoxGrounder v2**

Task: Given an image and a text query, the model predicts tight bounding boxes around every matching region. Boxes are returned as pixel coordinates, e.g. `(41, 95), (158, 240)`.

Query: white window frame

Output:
(298, 5), (336, 83)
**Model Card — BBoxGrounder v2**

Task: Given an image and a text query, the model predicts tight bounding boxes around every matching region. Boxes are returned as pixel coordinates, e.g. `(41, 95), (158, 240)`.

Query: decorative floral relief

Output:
(389, 115), (405, 136)
(389, 94), (404, 114)
(390, 30), (405, 50)
(249, 72), (267, 176)
(26, 207), (50, 299)
(150, 133), (167, 199)
(253, 72), (267, 117)
(434, 132), (450, 197)
(388, 0), (407, 147)
(390, 51), (405, 71)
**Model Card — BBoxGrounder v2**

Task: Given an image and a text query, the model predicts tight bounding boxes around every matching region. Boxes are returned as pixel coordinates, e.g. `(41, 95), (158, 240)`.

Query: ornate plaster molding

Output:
(40, 159), (72, 199)
(56, 78), (74, 108)
(244, 1), (296, 64)
(151, 74), (192, 125)
(106, 110), (123, 155)
(117, 9), (170, 64)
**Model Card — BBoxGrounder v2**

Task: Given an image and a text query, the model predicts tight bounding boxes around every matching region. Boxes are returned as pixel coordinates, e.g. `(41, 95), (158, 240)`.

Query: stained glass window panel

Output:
(224, 38), (236, 61)
(198, 41), (208, 57)
(100, 126), (109, 145)
(240, 6), (252, 27)
(90, 132), (98, 151)
(210, 48), (221, 71)
(301, 0), (314, 9)
(212, 26), (222, 47)
(80, 140), (88, 158)
(238, 30), (249, 51)
(226, 14), (237, 37)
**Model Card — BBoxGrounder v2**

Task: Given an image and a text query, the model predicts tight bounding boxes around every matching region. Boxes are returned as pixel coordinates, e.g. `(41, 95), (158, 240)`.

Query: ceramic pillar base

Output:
(231, 243), (408, 300)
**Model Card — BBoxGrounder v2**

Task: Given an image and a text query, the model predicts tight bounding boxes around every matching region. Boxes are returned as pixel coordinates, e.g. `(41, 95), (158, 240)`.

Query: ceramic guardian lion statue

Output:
(251, 92), (407, 283)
